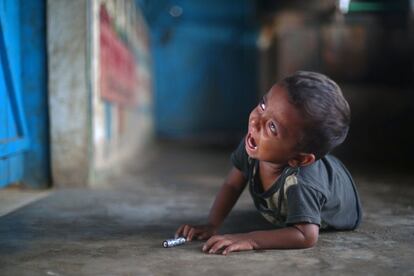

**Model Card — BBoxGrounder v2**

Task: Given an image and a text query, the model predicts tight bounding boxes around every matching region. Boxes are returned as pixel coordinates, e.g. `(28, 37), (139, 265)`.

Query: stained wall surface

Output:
(48, 0), (152, 188)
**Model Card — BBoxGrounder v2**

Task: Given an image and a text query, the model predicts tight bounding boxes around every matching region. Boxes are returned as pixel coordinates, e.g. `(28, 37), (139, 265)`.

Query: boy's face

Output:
(245, 84), (305, 165)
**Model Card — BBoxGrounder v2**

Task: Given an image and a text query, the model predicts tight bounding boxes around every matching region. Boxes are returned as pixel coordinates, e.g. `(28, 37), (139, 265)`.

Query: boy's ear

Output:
(288, 153), (316, 168)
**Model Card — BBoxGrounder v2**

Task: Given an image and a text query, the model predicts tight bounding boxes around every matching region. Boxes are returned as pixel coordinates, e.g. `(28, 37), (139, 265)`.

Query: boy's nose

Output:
(250, 117), (261, 132)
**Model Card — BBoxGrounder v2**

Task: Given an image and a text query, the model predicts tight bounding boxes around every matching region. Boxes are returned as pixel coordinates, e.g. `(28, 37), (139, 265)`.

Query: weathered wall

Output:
(90, 0), (152, 183)
(48, 0), (90, 187)
(48, 0), (152, 187)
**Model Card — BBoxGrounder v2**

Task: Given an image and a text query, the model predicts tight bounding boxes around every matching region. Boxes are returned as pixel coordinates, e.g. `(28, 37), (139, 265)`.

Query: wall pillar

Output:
(48, 0), (90, 187)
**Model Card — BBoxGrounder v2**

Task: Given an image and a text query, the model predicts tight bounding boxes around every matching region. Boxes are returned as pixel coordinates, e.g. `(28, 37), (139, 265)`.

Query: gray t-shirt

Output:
(231, 139), (362, 230)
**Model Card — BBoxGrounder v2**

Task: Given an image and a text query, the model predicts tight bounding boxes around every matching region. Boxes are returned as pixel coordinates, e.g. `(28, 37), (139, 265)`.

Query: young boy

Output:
(175, 71), (362, 255)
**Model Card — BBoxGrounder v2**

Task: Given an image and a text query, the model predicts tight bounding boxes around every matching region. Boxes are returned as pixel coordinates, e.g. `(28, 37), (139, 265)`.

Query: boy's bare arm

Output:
(203, 223), (319, 254)
(176, 167), (247, 241)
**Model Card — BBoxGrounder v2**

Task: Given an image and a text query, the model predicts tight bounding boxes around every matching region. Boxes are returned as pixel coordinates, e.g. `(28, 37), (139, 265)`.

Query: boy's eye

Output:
(259, 98), (265, 110)
(269, 122), (278, 134)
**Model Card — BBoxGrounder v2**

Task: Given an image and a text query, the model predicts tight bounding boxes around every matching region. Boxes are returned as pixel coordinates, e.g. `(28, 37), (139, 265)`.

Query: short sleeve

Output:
(230, 138), (250, 178)
(285, 184), (326, 227)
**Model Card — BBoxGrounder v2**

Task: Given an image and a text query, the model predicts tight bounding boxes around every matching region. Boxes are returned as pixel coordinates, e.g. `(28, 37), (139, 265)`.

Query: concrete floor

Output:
(0, 142), (414, 276)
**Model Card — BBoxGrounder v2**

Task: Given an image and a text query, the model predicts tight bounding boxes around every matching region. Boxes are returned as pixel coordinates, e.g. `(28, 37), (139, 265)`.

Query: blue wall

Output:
(137, 0), (259, 140)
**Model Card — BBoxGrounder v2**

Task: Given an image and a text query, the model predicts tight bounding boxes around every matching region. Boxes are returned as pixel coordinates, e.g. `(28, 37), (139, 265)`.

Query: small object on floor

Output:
(163, 237), (186, 248)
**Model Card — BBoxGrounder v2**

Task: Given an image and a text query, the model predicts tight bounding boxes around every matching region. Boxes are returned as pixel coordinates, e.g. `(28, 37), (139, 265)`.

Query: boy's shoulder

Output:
(294, 154), (353, 193)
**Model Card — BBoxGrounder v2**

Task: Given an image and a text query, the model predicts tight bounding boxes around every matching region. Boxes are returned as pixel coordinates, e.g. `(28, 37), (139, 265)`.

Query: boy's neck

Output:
(258, 161), (288, 191)
(259, 160), (287, 174)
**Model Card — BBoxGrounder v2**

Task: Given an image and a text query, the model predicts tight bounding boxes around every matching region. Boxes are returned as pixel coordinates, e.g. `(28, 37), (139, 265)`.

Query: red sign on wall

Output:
(99, 5), (138, 106)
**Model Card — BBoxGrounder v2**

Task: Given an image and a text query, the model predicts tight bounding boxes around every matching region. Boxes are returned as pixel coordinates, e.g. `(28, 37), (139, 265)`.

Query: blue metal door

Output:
(0, 0), (48, 188)
(0, 1), (28, 187)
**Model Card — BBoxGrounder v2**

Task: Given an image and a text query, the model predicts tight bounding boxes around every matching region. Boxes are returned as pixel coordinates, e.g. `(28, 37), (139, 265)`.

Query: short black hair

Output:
(280, 71), (350, 159)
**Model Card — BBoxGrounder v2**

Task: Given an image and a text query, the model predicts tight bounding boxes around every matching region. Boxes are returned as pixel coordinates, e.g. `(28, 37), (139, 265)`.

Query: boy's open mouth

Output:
(246, 133), (257, 150)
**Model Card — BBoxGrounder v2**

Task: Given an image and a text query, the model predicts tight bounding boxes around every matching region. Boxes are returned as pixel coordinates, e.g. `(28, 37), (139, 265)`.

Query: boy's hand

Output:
(202, 233), (258, 255)
(175, 224), (218, 241)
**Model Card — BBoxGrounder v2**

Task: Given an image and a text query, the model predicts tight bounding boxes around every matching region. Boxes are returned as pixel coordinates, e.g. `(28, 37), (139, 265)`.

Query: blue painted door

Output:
(0, 0), (49, 188)
(0, 1), (28, 187)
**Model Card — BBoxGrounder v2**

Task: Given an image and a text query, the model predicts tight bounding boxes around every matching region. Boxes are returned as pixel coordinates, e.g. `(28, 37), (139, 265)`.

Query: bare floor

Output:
(0, 142), (413, 275)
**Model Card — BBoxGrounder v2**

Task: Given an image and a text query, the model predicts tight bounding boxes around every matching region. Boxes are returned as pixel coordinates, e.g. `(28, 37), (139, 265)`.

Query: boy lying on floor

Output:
(176, 71), (362, 255)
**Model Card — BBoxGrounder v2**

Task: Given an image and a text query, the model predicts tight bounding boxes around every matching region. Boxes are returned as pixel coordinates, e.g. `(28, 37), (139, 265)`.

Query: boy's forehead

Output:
(266, 84), (289, 105)
(265, 84), (304, 135)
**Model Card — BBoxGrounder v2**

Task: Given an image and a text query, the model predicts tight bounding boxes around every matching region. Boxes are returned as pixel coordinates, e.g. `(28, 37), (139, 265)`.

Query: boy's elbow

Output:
(292, 224), (319, 249)
(302, 234), (318, 248)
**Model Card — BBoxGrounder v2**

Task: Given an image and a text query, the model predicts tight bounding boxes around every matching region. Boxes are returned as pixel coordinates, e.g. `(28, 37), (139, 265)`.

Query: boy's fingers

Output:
(182, 225), (189, 237)
(202, 235), (224, 252)
(222, 243), (241, 255)
(208, 240), (232, 254)
(223, 241), (253, 255)
(183, 225), (194, 238)
(187, 228), (195, 241)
